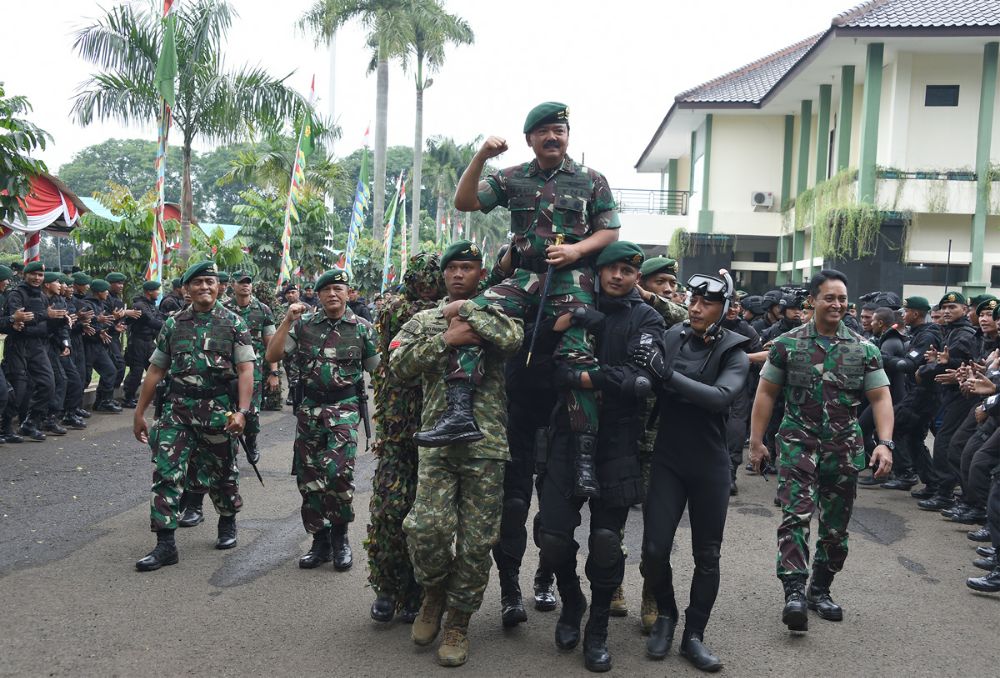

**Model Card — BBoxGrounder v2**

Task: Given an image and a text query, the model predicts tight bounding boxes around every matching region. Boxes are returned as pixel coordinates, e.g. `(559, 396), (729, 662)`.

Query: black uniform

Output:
(122, 294), (164, 401)
(82, 294), (118, 405)
(3, 281), (55, 427)
(44, 293), (73, 421)
(60, 294), (85, 418)
(105, 292), (127, 390)
(348, 299), (372, 323)
(159, 292), (185, 316)
(0, 286), (14, 436)
(721, 317), (762, 481)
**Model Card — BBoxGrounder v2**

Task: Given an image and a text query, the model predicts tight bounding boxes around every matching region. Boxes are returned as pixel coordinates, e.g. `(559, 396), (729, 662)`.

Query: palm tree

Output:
(72, 0), (305, 264)
(300, 0), (407, 242)
(399, 1), (474, 253)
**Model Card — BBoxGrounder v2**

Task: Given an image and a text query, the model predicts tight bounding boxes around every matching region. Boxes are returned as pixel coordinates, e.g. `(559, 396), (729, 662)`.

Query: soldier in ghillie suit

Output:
(266, 268), (379, 572)
(254, 280), (285, 411)
(423, 102), (619, 501)
(132, 261), (256, 572)
(390, 241), (523, 667)
(367, 252), (445, 624)
(750, 269), (894, 633)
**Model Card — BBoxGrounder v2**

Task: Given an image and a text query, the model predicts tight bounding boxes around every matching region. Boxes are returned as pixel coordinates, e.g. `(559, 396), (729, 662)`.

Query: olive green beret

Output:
(217, 271), (230, 283)
(523, 101), (569, 134)
(43, 271), (61, 284)
(969, 294), (990, 309)
(143, 280), (162, 292)
(596, 241), (644, 269)
(847, 302), (857, 311)
(90, 279), (110, 293)
(171, 277), (183, 289)
(60, 274), (73, 285)
(939, 291), (967, 306)
(640, 256), (678, 278)
(304, 283), (314, 290)
(105, 272), (126, 283)
(232, 270), (252, 283)
(902, 296), (930, 312)
(0, 265), (13, 281)
(23, 261), (44, 274)
(976, 296), (998, 315)
(72, 272), (92, 285)
(441, 240), (483, 269)
(181, 260), (219, 285)
(315, 268), (350, 291)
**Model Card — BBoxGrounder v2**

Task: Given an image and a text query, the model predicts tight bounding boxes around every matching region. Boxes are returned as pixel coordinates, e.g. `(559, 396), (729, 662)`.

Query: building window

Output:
(990, 266), (1000, 288)
(904, 263), (968, 286)
(925, 85), (960, 107)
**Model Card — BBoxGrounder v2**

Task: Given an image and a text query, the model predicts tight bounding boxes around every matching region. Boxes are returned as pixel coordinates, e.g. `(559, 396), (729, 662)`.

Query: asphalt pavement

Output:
(1, 407), (997, 677)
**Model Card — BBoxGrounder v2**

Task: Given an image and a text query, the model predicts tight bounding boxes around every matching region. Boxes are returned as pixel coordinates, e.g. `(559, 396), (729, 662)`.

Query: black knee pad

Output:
(692, 546), (721, 576)
(539, 529), (576, 567)
(588, 528), (622, 570)
(501, 497), (529, 533)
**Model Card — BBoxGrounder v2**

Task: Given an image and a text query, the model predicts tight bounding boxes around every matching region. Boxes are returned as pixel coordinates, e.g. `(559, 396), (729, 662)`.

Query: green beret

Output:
(0, 265), (13, 281)
(43, 271), (61, 284)
(902, 296), (930, 312)
(171, 277), (183, 289)
(847, 302), (857, 311)
(72, 272), (92, 285)
(976, 296), (999, 315)
(523, 101), (569, 134)
(232, 270), (253, 283)
(181, 260), (219, 285)
(596, 241), (644, 269)
(60, 274), (73, 285)
(315, 268), (350, 291)
(304, 283), (314, 290)
(640, 256), (678, 278)
(105, 272), (126, 283)
(441, 240), (484, 269)
(90, 279), (110, 293)
(217, 271), (230, 283)
(142, 280), (162, 292)
(23, 261), (44, 274)
(939, 291), (967, 306)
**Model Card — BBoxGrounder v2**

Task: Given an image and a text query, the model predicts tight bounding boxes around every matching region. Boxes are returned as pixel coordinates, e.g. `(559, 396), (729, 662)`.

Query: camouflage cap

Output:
(105, 272), (126, 283)
(142, 280), (162, 292)
(0, 265), (12, 281)
(90, 279), (110, 293)
(441, 240), (483, 269)
(181, 260), (219, 285)
(403, 251), (445, 301)
(315, 268), (350, 291)
(232, 270), (253, 283)
(939, 291), (967, 306)
(640, 256), (677, 278)
(596, 240), (644, 269)
(902, 296), (930, 312)
(43, 271), (61, 284)
(23, 261), (44, 274)
(976, 296), (999, 315)
(523, 101), (569, 134)
(71, 272), (92, 286)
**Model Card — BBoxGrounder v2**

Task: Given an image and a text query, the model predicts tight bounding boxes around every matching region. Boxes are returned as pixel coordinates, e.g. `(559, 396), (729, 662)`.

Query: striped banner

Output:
(380, 172), (404, 294)
(277, 78), (316, 291)
(148, 102), (170, 283)
(23, 231), (41, 262)
(343, 126), (371, 278)
(399, 177), (408, 279)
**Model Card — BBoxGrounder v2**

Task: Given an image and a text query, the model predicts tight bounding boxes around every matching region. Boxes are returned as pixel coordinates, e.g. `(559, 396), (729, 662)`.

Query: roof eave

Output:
(832, 25), (1000, 38)
(634, 102), (679, 171)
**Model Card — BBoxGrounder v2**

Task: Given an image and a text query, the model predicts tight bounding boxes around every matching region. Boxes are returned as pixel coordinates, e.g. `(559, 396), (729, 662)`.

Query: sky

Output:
(6, 0), (857, 192)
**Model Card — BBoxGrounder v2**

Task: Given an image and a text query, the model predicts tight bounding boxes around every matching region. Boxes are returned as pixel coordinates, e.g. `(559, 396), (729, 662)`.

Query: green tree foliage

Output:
(0, 83), (51, 225)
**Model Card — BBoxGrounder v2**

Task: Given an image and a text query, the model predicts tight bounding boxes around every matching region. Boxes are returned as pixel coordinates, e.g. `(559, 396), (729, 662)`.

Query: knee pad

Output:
(501, 497), (529, 531)
(692, 546), (721, 576)
(539, 529), (576, 566)
(588, 528), (623, 570)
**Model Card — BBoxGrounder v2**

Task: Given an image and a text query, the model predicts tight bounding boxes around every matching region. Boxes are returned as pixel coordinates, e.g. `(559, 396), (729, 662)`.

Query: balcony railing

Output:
(613, 188), (689, 215)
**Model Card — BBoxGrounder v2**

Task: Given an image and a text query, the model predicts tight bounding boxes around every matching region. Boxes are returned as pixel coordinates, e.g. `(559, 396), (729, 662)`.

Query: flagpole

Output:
(149, 0), (176, 284)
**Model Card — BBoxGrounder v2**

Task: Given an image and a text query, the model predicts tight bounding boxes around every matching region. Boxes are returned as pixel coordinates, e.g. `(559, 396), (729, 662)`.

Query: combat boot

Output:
(18, 417), (45, 442)
(93, 400), (122, 413)
(646, 614), (677, 659)
(299, 528), (333, 568)
(968, 527), (992, 542)
(640, 577), (658, 634)
(370, 593), (396, 623)
(73, 407), (91, 419)
(178, 492), (205, 527)
(244, 433), (261, 465)
(437, 608), (472, 667)
(399, 590), (422, 624)
(583, 591), (612, 672)
(973, 554), (997, 571)
(533, 565), (557, 611)
(136, 529), (178, 572)
(555, 577), (588, 650)
(609, 584), (627, 617)
(120, 397), (138, 409)
(215, 514), (237, 549)
(413, 382), (484, 447)
(41, 416), (67, 436)
(807, 566), (843, 621)
(679, 628), (723, 672)
(331, 523), (352, 570)
(781, 575), (808, 631)
(976, 546), (996, 558)
(573, 433), (600, 499)
(61, 413), (87, 430)
(967, 564), (1000, 593)
(412, 586), (446, 646)
(499, 568), (527, 627)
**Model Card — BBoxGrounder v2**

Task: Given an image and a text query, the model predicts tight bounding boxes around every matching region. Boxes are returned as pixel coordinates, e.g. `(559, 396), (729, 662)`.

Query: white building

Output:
(633, 0), (1000, 300)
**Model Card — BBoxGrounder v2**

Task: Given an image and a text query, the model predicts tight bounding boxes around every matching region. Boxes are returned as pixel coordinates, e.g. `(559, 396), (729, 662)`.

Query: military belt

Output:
(301, 384), (356, 404)
(168, 382), (230, 399)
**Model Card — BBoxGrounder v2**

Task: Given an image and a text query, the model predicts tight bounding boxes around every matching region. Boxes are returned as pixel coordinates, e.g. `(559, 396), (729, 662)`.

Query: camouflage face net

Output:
(403, 252), (445, 301)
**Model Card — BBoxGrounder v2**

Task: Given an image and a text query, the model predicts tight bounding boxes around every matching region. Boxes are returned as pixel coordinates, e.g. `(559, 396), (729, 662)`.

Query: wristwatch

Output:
(237, 407), (254, 419)
(269, 370), (281, 377)
(876, 439), (895, 451)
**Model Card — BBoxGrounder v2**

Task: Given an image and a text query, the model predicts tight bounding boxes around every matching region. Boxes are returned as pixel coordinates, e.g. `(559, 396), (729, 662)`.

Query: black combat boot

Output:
(976, 546), (996, 558)
(299, 528), (333, 568)
(18, 417), (46, 442)
(968, 527), (992, 542)
(244, 433), (261, 465)
(679, 628), (723, 672)
(177, 492), (205, 527)
(499, 568), (528, 627)
(61, 413), (87, 430)
(399, 585), (422, 624)
(554, 577), (588, 650)
(534, 564), (558, 611)
(781, 575), (808, 631)
(370, 593), (396, 623)
(582, 591), (612, 672)
(1, 416), (23, 444)
(967, 564), (1000, 593)
(973, 554), (997, 571)
(412, 382), (484, 447)
(41, 416), (67, 436)
(73, 407), (91, 419)
(646, 614), (677, 659)
(917, 494), (955, 511)
(949, 505), (988, 524)
(331, 523), (352, 570)
(573, 433), (600, 499)
(806, 566), (843, 621)
(93, 400), (122, 413)
(215, 514), (237, 549)
(136, 529), (178, 571)
(120, 397), (138, 408)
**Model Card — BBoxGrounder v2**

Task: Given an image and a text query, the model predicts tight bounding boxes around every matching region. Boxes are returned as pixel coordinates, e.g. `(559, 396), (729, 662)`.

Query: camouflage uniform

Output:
(253, 282), (284, 410)
(760, 320), (889, 578)
(281, 306), (378, 533)
(279, 301), (302, 402)
(391, 299), (523, 612)
(366, 254), (445, 608)
(146, 301), (255, 531)
(455, 156), (619, 434)
(223, 295), (276, 436)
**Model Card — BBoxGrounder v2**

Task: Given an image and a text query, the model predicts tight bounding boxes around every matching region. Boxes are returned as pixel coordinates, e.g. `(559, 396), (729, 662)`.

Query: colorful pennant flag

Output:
(277, 77), (316, 290)
(381, 171), (405, 294)
(147, 0), (176, 285)
(343, 125), (371, 278)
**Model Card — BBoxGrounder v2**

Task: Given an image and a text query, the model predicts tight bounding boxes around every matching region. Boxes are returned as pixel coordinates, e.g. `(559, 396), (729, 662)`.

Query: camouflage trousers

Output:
(261, 372), (283, 410)
(776, 432), (862, 578)
(149, 415), (241, 532)
(294, 400), (359, 533)
(365, 438), (421, 606)
(456, 267), (599, 433)
(404, 456), (505, 613)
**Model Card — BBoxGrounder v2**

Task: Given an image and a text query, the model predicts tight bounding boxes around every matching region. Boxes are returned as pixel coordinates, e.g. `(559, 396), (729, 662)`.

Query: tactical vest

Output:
(506, 168), (593, 241)
(785, 336), (865, 404)
(169, 306), (238, 382)
(296, 312), (364, 390)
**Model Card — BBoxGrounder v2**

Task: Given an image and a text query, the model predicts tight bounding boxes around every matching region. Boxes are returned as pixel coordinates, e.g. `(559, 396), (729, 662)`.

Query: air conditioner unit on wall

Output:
(751, 191), (774, 209)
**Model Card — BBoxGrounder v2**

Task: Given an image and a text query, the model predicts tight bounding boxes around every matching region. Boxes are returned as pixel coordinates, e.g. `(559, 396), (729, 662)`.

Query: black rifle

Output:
(356, 380), (371, 451)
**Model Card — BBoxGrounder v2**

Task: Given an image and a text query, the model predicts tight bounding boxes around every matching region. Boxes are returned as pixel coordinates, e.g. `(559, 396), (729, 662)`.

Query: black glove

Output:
(553, 363), (584, 389)
(632, 345), (672, 382)
(570, 307), (606, 331)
